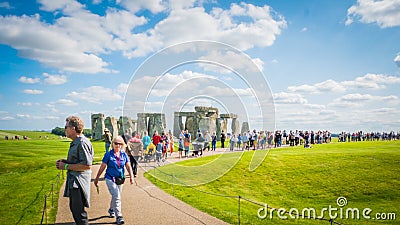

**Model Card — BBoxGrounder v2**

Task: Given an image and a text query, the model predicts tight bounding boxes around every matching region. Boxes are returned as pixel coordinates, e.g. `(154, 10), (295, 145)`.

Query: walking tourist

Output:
(56, 116), (94, 225)
(211, 132), (217, 151)
(94, 136), (134, 225)
(184, 129), (191, 157)
(220, 130), (226, 148)
(104, 128), (112, 153)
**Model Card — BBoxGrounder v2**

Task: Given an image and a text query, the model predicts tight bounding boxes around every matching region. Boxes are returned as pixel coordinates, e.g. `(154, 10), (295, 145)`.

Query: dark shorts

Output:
(178, 147), (184, 151)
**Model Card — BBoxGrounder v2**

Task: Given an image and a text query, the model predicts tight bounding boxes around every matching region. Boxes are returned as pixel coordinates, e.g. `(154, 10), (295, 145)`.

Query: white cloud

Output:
(116, 83), (129, 95)
(273, 92), (308, 104)
(338, 93), (373, 102)
(129, 71), (213, 98)
(0, 2), (11, 9)
(199, 50), (265, 73)
(52, 99), (78, 106)
(395, 54), (400, 67)
(0, 14), (111, 73)
(304, 104), (326, 110)
(18, 76), (40, 84)
(45, 98), (78, 114)
(270, 59), (278, 64)
(381, 95), (399, 101)
(17, 114), (31, 119)
(66, 86), (122, 104)
(335, 93), (398, 104)
(38, 0), (83, 12)
(0, 116), (14, 121)
(372, 107), (397, 113)
(0, 2), (286, 73)
(300, 27), (307, 32)
(23, 89), (43, 94)
(288, 73), (400, 94)
(16, 113), (60, 120)
(125, 2), (286, 57)
(342, 73), (400, 89)
(328, 100), (362, 109)
(17, 102), (33, 106)
(43, 73), (67, 85)
(288, 79), (345, 94)
(346, 0), (400, 28)
(118, 0), (165, 14)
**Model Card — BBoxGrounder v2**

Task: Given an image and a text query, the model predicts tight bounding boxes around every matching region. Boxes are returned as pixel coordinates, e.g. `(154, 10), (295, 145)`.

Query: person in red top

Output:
(152, 130), (161, 146)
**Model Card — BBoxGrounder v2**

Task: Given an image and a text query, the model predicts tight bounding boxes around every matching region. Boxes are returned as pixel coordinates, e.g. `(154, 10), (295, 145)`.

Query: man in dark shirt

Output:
(220, 130), (226, 148)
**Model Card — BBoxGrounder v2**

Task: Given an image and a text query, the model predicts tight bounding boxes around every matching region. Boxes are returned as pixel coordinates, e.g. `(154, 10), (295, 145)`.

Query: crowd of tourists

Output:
(211, 129), (400, 150)
(225, 129), (332, 150)
(338, 131), (400, 142)
(101, 128), (400, 157)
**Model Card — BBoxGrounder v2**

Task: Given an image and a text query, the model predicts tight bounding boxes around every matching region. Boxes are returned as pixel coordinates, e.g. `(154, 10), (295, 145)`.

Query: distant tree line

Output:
(51, 127), (92, 138)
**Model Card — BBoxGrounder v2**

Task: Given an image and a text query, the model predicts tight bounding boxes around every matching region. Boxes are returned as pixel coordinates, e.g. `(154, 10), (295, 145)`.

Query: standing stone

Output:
(198, 117), (216, 135)
(241, 121), (249, 134)
(216, 118), (226, 141)
(147, 114), (155, 135)
(119, 116), (135, 136)
(173, 112), (182, 137)
(137, 113), (148, 137)
(153, 113), (166, 135)
(91, 113), (105, 140)
(185, 116), (196, 139)
(231, 118), (240, 135)
(105, 116), (118, 139)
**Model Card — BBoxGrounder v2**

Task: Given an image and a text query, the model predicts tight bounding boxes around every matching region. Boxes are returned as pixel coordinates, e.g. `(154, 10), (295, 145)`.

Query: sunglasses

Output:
(65, 126), (73, 129)
(113, 142), (124, 146)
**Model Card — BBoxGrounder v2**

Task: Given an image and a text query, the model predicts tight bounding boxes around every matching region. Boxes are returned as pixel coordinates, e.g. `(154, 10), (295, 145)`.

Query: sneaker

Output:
(108, 208), (115, 218)
(116, 216), (125, 224)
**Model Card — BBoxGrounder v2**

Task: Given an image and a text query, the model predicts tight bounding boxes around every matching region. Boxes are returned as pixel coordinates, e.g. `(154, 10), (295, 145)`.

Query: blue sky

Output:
(0, 0), (399, 133)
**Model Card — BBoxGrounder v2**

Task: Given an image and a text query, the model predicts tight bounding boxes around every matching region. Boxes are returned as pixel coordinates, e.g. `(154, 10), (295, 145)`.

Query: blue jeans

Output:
(230, 141), (235, 151)
(184, 146), (190, 156)
(212, 141), (216, 151)
(106, 178), (123, 217)
(105, 142), (111, 153)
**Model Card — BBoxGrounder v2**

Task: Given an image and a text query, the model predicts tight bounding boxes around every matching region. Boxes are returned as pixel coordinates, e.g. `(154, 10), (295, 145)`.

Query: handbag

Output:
(115, 177), (125, 185)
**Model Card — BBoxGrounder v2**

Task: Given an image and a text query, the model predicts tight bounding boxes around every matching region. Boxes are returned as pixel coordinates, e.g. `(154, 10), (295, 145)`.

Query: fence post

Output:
(51, 184), (54, 208)
(172, 174), (175, 197)
(153, 166), (156, 181)
(40, 195), (47, 225)
(238, 195), (241, 225)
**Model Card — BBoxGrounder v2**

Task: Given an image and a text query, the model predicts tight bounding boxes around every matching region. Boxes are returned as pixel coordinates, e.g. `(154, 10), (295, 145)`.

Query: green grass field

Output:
(145, 141), (400, 225)
(1, 130), (398, 225)
(0, 130), (105, 225)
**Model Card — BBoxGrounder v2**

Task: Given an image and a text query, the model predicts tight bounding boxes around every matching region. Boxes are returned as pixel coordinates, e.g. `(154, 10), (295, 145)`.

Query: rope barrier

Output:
(39, 172), (62, 225)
